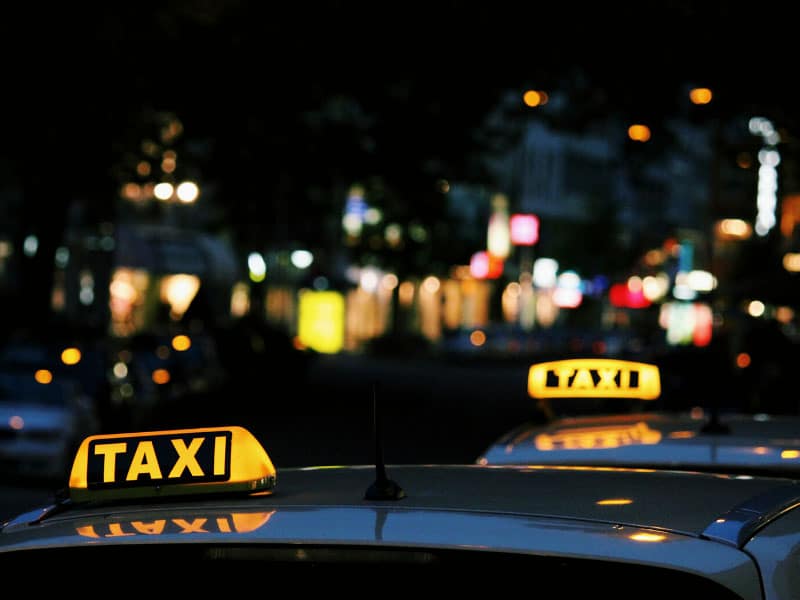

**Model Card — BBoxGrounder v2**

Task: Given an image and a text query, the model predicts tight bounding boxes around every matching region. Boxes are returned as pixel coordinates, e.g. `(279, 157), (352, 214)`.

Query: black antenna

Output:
(700, 394), (731, 434)
(364, 382), (405, 500)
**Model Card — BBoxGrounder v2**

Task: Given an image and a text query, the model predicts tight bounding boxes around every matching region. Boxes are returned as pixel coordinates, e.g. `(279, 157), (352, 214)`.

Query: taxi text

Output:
(86, 431), (232, 488)
(528, 359), (660, 399)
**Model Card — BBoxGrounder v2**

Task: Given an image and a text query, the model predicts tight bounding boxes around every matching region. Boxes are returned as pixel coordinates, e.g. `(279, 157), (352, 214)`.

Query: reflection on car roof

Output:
(478, 411), (800, 474)
(3, 463), (796, 540)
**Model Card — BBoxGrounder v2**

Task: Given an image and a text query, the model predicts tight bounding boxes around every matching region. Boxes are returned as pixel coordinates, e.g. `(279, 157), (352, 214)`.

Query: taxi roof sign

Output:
(69, 426), (276, 503)
(528, 358), (661, 400)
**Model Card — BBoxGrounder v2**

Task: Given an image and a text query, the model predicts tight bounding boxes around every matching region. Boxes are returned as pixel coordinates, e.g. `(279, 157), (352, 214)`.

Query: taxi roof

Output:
(478, 411), (800, 475)
(3, 463), (797, 542)
(2, 456), (794, 599)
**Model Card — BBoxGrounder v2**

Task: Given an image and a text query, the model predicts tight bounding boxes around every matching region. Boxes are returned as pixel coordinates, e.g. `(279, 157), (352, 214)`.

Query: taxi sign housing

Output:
(528, 358), (661, 400)
(68, 426), (276, 502)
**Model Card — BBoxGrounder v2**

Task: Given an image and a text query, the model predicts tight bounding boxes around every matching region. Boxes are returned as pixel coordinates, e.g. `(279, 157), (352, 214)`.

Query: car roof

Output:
(478, 411), (800, 475)
(3, 464), (798, 543)
(3, 449), (794, 598)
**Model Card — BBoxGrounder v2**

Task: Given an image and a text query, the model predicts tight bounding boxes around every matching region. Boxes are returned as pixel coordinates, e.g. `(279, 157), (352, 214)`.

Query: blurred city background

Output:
(1, 3), (799, 486)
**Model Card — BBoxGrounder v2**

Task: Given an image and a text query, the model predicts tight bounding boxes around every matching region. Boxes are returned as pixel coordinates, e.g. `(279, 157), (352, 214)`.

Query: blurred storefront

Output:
(108, 224), (239, 337)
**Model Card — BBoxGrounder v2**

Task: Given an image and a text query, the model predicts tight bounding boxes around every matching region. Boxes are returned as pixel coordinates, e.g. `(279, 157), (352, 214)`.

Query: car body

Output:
(477, 411), (800, 477)
(0, 424), (798, 598)
(478, 357), (800, 475)
(0, 370), (100, 483)
(467, 357), (800, 598)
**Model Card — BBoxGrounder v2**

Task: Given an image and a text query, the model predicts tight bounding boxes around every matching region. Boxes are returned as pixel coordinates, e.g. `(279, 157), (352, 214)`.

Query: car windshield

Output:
(1, 4), (799, 507)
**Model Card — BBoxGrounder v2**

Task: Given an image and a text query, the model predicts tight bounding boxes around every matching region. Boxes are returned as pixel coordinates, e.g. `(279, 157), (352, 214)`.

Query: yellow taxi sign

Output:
(528, 358), (660, 400)
(69, 426), (276, 503)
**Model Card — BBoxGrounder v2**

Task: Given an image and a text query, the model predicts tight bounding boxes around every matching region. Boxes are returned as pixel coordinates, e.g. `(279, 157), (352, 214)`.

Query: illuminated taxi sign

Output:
(69, 426), (276, 503)
(528, 359), (660, 400)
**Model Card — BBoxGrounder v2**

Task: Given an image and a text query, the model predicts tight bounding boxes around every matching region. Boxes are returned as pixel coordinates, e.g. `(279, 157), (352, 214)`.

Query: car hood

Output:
(478, 412), (800, 475)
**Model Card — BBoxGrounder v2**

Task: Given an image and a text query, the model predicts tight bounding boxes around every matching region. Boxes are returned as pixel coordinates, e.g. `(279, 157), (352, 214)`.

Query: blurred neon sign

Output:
(510, 214), (539, 245)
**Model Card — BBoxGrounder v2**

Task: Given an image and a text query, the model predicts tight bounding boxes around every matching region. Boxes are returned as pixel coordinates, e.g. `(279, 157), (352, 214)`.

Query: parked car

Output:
(0, 370), (100, 483)
(476, 357), (800, 477)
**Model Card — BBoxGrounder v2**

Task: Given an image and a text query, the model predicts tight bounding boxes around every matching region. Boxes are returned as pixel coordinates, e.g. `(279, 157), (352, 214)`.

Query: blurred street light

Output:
(176, 181), (199, 203)
(689, 87), (713, 105)
(715, 218), (753, 241)
(523, 90), (549, 107)
(628, 124), (651, 142)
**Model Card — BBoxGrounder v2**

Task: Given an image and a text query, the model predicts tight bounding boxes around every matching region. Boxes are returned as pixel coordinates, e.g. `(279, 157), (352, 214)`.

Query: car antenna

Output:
(700, 394), (731, 434)
(364, 382), (405, 501)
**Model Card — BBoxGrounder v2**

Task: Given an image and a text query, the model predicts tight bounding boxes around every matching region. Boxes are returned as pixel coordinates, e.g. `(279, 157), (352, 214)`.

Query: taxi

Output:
(0, 419), (797, 598)
(477, 358), (800, 476)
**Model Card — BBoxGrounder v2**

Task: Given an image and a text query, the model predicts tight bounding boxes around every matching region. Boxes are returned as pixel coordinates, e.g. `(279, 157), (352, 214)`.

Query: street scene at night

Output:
(1, 4), (800, 593)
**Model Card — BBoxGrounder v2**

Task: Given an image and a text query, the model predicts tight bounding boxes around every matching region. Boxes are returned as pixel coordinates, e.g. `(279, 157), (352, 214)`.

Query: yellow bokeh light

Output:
(689, 87), (713, 105)
(469, 330), (486, 347)
(783, 253), (800, 273)
(628, 124), (651, 142)
(34, 369), (53, 384)
(152, 369), (171, 385)
(171, 335), (191, 352)
(160, 274), (201, 319)
(717, 218), (752, 241)
(523, 90), (548, 107)
(61, 347), (82, 365)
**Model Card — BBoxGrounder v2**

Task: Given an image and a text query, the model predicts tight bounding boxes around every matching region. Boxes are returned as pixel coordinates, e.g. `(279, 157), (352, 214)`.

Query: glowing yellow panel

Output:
(528, 359), (660, 400)
(297, 290), (345, 354)
(69, 426), (276, 503)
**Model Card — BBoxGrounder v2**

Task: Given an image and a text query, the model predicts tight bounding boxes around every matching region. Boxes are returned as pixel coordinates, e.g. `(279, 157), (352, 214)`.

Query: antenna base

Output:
(365, 477), (406, 501)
